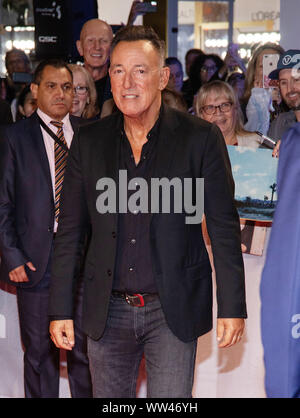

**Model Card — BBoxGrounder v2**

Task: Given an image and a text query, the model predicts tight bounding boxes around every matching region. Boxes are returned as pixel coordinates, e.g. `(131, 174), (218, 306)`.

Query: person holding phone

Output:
(242, 43), (285, 134)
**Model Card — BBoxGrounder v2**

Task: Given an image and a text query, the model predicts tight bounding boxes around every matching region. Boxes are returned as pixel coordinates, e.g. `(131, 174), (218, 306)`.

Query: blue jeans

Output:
(87, 295), (197, 398)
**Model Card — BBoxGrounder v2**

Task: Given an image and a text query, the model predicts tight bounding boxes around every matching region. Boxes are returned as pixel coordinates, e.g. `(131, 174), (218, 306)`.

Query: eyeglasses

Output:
(201, 65), (217, 74)
(201, 102), (232, 115)
(73, 86), (89, 95)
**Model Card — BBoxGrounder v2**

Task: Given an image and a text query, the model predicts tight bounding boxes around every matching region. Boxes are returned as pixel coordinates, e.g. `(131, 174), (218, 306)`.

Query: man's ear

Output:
(159, 66), (170, 91)
(76, 40), (83, 57)
(30, 82), (38, 99)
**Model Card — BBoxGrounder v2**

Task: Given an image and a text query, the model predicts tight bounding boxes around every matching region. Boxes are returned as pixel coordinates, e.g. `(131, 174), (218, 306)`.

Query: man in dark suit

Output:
(0, 59), (92, 398)
(49, 26), (246, 398)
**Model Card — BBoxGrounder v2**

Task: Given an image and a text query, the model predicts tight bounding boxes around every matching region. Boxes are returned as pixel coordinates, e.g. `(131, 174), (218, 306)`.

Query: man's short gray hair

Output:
(110, 25), (166, 66)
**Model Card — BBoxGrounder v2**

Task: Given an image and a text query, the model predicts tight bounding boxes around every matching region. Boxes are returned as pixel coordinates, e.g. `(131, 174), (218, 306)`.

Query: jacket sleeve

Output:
(49, 130), (90, 318)
(0, 131), (28, 272)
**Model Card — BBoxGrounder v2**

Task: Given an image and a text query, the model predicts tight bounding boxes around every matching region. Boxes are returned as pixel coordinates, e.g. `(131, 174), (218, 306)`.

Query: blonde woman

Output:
(68, 64), (99, 119)
(242, 42), (284, 105)
(196, 81), (269, 263)
(195, 80), (261, 147)
(241, 43), (285, 134)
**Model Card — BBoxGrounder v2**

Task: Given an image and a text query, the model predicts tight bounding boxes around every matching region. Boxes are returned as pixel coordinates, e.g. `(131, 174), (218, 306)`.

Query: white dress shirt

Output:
(37, 108), (74, 232)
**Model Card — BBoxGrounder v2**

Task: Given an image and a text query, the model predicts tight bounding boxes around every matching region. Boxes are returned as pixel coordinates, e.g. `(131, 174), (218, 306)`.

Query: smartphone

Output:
(263, 54), (280, 88)
(143, 1), (157, 13)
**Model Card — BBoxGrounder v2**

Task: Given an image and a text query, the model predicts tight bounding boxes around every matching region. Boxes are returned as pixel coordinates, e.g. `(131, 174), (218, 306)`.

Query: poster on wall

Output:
(227, 145), (278, 256)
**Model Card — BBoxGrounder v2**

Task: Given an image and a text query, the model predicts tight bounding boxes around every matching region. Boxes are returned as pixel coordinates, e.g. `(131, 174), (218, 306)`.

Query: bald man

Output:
(76, 19), (114, 114)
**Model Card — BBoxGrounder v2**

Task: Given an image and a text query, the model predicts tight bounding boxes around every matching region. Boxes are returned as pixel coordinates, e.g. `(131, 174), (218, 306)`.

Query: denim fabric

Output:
(87, 295), (197, 398)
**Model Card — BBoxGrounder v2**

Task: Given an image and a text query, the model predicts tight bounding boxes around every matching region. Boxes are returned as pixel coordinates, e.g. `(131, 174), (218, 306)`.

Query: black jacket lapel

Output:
(101, 112), (122, 226)
(152, 104), (180, 179)
(30, 112), (53, 199)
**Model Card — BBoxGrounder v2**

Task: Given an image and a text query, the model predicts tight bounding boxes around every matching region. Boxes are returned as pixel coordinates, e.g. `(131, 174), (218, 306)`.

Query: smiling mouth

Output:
(213, 117), (227, 125)
(122, 94), (138, 99)
(287, 92), (300, 99)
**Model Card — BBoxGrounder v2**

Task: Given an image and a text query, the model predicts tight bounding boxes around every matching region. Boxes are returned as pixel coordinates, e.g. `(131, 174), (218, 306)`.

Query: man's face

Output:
(31, 66), (73, 121)
(109, 40), (169, 120)
(6, 51), (30, 77)
(279, 68), (300, 110)
(77, 21), (113, 72)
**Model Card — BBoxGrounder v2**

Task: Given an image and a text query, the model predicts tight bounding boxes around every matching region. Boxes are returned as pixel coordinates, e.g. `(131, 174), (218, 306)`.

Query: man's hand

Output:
(217, 318), (245, 348)
(49, 320), (75, 351)
(9, 262), (36, 283)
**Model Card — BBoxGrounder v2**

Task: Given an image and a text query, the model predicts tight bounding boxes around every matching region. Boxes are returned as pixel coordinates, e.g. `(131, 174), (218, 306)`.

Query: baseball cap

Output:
(269, 49), (300, 79)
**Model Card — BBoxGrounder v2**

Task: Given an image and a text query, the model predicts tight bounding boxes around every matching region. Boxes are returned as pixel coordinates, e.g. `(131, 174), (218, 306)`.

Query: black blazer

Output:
(49, 105), (247, 342)
(0, 111), (81, 288)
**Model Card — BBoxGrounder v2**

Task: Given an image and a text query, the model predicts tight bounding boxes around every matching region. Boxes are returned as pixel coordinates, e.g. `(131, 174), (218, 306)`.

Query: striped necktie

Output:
(50, 120), (68, 222)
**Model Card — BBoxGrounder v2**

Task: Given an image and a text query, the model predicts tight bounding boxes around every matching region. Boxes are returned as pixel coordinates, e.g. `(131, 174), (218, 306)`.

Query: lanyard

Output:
(37, 115), (69, 152)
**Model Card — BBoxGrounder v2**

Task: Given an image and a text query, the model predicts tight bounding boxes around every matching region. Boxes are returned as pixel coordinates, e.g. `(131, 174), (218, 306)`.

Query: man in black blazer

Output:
(0, 59), (92, 398)
(49, 26), (246, 398)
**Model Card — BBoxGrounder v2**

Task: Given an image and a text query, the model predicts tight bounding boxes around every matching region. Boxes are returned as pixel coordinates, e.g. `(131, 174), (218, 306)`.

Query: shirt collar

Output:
(37, 108), (73, 133)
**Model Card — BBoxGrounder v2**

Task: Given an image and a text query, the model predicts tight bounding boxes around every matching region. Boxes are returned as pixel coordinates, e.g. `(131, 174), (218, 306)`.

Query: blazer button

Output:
(112, 231), (116, 238)
(107, 269), (112, 276)
(47, 226), (52, 233)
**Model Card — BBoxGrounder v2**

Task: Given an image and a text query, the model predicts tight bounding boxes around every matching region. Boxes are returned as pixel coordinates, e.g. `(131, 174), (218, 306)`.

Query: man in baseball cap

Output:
(268, 49), (300, 143)
(269, 49), (300, 80)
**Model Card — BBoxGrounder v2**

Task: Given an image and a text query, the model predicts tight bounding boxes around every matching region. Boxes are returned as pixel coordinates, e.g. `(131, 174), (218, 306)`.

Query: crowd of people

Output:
(0, 0), (300, 400)
(1, 3), (298, 151)
(1, 26), (296, 151)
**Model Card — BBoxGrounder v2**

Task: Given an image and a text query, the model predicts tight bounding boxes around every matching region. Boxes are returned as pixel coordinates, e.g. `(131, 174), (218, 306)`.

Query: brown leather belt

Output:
(111, 290), (159, 307)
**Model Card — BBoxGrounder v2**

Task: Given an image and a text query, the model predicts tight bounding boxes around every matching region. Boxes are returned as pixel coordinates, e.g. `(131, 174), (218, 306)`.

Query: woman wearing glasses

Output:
(68, 64), (99, 119)
(195, 80), (261, 147)
(183, 54), (224, 110)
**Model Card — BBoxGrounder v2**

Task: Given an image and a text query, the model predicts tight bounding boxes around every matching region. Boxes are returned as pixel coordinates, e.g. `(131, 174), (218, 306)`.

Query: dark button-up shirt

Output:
(113, 111), (162, 294)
